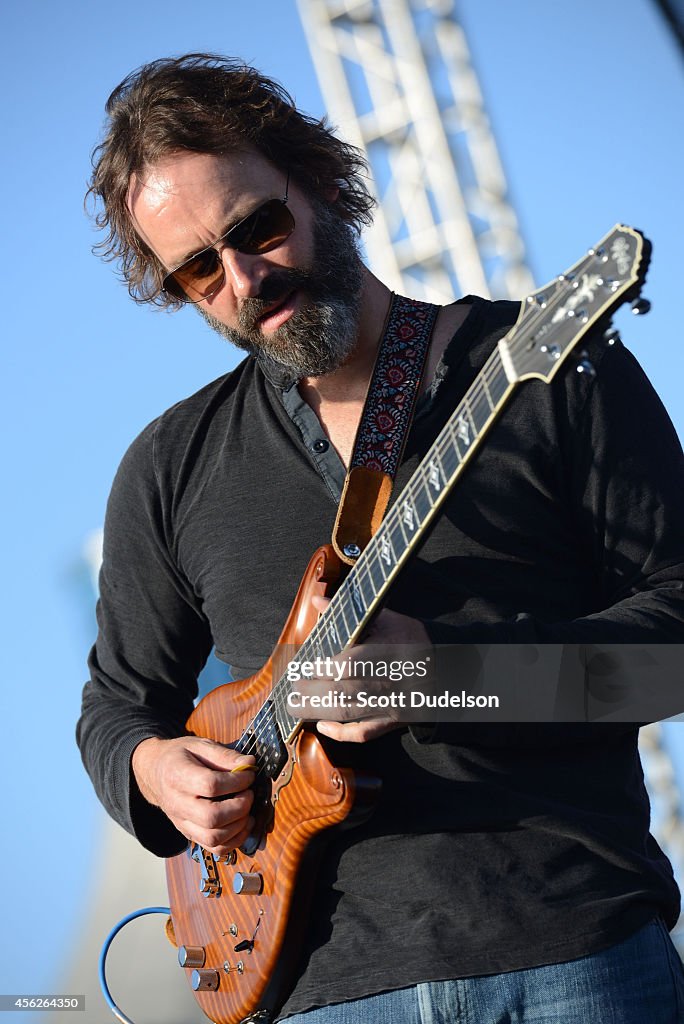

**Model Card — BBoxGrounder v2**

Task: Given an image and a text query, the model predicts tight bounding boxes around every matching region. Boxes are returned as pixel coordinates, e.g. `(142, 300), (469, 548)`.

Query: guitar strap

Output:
(332, 293), (440, 566)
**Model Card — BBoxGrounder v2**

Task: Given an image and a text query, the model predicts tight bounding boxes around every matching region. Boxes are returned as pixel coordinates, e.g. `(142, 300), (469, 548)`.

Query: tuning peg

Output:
(576, 352), (596, 378)
(631, 298), (651, 315)
(603, 329), (621, 346)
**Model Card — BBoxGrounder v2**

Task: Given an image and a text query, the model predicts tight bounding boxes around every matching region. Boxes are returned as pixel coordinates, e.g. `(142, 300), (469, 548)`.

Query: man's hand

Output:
(304, 596), (433, 743)
(131, 735), (256, 856)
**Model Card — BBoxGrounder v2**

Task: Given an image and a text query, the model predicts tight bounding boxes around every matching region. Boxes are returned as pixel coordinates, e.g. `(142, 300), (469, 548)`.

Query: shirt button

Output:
(311, 438), (330, 453)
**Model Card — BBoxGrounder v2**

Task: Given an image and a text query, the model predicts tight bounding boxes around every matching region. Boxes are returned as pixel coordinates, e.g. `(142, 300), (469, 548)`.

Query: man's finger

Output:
(316, 717), (400, 742)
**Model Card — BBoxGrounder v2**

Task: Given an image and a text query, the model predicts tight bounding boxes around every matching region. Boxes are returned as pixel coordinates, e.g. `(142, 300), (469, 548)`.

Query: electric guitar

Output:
(165, 225), (651, 1024)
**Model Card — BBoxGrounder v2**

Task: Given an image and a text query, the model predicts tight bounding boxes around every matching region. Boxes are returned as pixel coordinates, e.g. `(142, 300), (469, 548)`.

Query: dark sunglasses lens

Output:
(162, 198), (295, 302)
(230, 199), (295, 254)
(165, 249), (223, 302)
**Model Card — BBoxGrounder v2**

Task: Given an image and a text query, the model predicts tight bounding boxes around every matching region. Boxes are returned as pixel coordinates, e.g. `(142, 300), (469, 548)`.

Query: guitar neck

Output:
(266, 342), (515, 742)
(235, 223), (649, 802)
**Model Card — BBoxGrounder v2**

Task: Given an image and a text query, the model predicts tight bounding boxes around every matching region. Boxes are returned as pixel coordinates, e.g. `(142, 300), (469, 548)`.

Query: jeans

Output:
(282, 918), (684, 1023)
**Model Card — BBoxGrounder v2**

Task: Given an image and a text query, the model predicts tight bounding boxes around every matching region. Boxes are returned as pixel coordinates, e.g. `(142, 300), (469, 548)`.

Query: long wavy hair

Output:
(86, 53), (375, 309)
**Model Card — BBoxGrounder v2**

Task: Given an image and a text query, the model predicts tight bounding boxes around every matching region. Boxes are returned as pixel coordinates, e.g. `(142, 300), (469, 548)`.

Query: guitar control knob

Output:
(178, 945), (206, 969)
(199, 877), (221, 897)
(233, 872), (263, 895)
(632, 298), (651, 315)
(191, 969), (220, 992)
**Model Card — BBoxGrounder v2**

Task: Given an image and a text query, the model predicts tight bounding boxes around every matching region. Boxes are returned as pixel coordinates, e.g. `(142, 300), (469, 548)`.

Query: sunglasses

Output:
(162, 175), (294, 303)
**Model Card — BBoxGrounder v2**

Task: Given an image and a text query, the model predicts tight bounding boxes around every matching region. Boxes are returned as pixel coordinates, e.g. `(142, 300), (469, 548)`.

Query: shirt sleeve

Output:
(76, 419), (213, 856)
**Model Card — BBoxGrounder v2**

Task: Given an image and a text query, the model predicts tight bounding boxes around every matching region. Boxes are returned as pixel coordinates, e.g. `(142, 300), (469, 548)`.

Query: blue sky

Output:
(1, 0), (682, 1014)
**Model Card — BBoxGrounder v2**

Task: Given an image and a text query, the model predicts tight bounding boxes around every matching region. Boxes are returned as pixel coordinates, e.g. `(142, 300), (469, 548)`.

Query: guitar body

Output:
(166, 545), (381, 1024)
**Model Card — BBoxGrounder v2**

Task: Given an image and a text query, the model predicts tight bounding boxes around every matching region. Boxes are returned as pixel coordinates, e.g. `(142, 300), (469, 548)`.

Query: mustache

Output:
(239, 268), (311, 332)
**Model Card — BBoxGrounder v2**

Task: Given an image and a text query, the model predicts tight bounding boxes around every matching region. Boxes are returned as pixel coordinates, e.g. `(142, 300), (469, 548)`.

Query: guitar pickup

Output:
(249, 702), (288, 780)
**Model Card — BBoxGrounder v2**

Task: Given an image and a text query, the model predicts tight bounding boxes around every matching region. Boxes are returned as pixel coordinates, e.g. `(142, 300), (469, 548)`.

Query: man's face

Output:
(128, 150), (364, 377)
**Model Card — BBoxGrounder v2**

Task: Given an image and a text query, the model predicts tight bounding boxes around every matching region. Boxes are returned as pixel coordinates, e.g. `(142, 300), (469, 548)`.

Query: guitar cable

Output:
(99, 906), (172, 1024)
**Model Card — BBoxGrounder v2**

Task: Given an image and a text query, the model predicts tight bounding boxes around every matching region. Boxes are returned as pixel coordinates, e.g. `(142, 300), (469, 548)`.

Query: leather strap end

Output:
(332, 466), (393, 566)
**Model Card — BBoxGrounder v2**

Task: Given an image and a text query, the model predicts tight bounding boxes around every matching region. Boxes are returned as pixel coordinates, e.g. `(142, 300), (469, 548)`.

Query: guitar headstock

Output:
(504, 225), (651, 383)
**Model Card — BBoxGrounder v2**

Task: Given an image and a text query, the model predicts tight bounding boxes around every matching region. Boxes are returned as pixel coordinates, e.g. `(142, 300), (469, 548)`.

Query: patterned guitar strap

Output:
(332, 293), (440, 566)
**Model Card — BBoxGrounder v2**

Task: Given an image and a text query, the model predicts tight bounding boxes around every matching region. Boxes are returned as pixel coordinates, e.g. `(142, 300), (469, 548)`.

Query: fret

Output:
(307, 633), (325, 661)
(361, 556), (398, 617)
(348, 574), (366, 619)
(471, 385), (491, 430)
(352, 560), (379, 622)
(356, 552), (377, 600)
(337, 584), (361, 637)
(372, 538), (389, 579)
(379, 528), (395, 570)
(427, 453), (444, 495)
(481, 373), (495, 411)
(386, 513), (405, 555)
(337, 591), (355, 639)
(438, 426), (462, 478)
(298, 624), (332, 670)
(453, 412), (472, 455)
(462, 397), (478, 439)
(423, 478), (436, 508)
(391, 508), (410, 554)
(325, 606), (344, 650)
(409, 478), (432, 524)
(367, 548), (388, 590)
(317, 621), (338, 659)
(401, 495), (416, 533)
(487, 363), (509, 406)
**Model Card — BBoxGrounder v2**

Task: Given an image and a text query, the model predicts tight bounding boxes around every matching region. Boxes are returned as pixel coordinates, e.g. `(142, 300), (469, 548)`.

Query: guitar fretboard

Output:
(231, 224), (648, 790)
(260, 344), (513, 744)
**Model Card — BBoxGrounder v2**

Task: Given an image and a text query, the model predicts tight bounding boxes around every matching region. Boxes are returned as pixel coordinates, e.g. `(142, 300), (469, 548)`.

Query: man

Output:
(78, 54), (684, 1022)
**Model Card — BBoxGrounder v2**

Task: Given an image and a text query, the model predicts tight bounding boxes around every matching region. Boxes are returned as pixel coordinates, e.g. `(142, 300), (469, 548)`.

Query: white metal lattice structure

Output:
(298, 0), (684, 936)
(297, 0), (535, 303)
(639, 722), (684, 945)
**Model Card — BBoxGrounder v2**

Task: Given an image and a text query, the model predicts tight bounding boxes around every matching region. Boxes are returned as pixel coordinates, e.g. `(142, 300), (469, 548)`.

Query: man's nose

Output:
(219, 245), (268, 299)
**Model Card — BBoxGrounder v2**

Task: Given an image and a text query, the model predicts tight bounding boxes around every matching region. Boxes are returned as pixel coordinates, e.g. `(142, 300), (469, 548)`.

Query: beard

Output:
(195, 198), (365, 378)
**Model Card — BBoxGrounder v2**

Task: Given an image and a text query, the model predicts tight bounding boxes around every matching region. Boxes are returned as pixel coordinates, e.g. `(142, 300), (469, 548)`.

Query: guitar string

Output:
(238, 326), (526, 748)
(229, 250), (621, 772)
(231, 314), (560, 771)
(230, 293), (581, 773)
(229, 346), (516, 772)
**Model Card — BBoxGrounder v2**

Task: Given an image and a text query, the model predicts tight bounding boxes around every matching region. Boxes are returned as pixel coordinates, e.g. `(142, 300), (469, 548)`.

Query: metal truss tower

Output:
(640, 722), (684, 946)
(298, 0), (684, 937)
(297, 0), (535, 304)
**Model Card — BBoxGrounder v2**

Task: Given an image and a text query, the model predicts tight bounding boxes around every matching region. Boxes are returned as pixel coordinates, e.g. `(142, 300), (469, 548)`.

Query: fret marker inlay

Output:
(428, 460), (442, 491)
